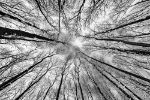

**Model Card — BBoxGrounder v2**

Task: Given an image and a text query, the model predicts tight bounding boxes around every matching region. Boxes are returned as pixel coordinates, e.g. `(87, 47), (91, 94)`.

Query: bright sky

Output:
(1, 0), (149, 99)
(71, 37), (83, 48)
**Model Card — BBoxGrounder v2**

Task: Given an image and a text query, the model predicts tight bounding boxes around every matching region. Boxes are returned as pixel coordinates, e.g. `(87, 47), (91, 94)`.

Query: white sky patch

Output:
(80, 25), (92, 36)
(21, 0), (33, 9)
(103, 55), (114, 64)
(125, 6), (134, 16)
(71, 37), (83, 48)
(95, 7), (112, 23)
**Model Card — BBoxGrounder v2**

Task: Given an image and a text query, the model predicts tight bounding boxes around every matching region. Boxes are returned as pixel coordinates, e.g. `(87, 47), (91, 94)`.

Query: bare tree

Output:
(0, 0), (150, 100)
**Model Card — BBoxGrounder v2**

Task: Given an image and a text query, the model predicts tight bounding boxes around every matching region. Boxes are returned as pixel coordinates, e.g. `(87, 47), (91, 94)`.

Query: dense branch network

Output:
(0, 0), (150, 100)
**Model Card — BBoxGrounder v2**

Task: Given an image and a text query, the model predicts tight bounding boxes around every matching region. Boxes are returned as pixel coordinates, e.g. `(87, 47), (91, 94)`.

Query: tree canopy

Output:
(0, 0), (150, 100)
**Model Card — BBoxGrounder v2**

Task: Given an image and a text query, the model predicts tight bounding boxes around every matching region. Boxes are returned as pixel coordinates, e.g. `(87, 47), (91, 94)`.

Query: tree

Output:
(0, 0), (150, 100)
